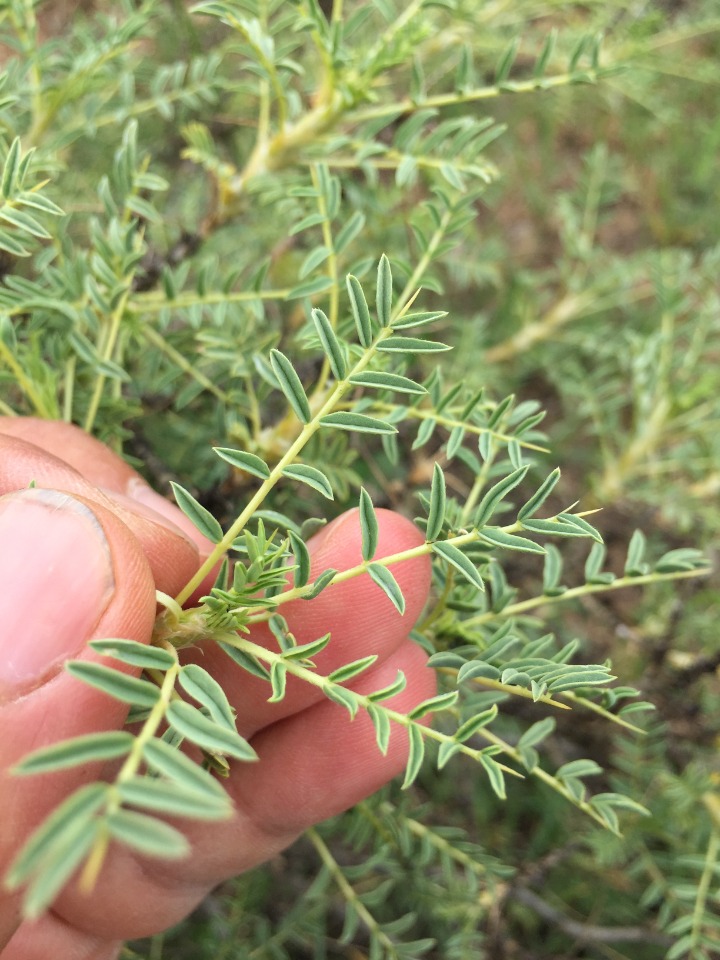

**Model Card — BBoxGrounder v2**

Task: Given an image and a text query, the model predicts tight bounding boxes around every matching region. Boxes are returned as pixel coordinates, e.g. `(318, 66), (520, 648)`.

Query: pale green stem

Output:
(65, 80), (233, 139)
(232, 16), (287, 131)
(359, 0), (427, 82)
(689, 828), (719, 952)
(257, 79), (272, 151)
(472, 724), (614, 832)
(396, 203), (453, 312)
(79, 646), (181, 889)
(221, 633), (518, 775)
(27, 44), (128, 146)
(307, 827), (398, 955)
(247, 529), (478, 616)
(141, 325), (228, 403)
(461, 455), (495, 524)
(368, 402), (548, 454)
(309, 164), (340, 396)
(0, 339), (53, 417)
(558, 691), (645, 735)
(116, 654), (181, 787)
(484, 282), (654, 364)
(417, 560), (456, 633)
(174, 315), (406, 605)
(462, 567), (711, 630)
(318, 146), (497, 183)
(222, 633), (621, 830)
(220, 93), (346, 219)
(247, 526), (709, 622)
(133, 287), (293, 313)
(619, 17), (720, 53)
(436, 667), (570, 712)
(597, 346), (672, 502)
(580, 149), (606, 256)
(9, 0), (43, 145)
(349, 69), (608, 125)
(83, 287), (131, 434)
(374, 801), (493, 877)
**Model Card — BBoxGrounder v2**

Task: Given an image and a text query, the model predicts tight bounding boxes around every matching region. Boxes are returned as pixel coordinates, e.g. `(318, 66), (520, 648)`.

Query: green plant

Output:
(1, 1), (719, 957)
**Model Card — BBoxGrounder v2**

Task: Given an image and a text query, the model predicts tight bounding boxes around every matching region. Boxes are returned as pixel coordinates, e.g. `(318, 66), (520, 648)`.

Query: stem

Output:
(64, 78), (233, 141)
(319, 145), (497, 183)
(0, 339), (54, 417)
(397, 202), (452, 311)
(220, 633), (623, 830)
(174, 315), (405, 605)
(116, 654), (181, 786)
(133, 286), (293, 312)
(483, 281), (654, 364)
(462, 567), (711, 630)
(307, 827), (399, 955)
(9, 0), (43, 145)
(461, 449), (495, 524)
(361, 403), (549, 455)
(349, 69), (610, 125)
(79, 645), (181, 890)
(235, 15), (288, 132)
(220, 633), (518, 775)
(473, 725), (613, 832)
(689, 827), (719, 953)
(359, 0), (426, 82)
(141, 325), (228, 403)
(246, 530), (478, 618)
(374, 801), (494, 877)
(597, 310), (674, 501)
(83, 286), (131, 434)
(309, 164), (339, 397)
(256, 79), (271, 152)
(558, 691), (645, 735)
(214, 92), (347, 227)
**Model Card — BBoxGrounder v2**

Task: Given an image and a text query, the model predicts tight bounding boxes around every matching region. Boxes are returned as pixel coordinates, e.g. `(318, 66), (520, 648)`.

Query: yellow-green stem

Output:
(689, 826), (719, 951)
(462, 566), (711, 630)
(79, 645), (181, 889)
(0, 339), (54, 417)
(220, 633), (518, 777)
(174, 315), (404, 605)
(349, 69), (608, 125)
(309, 163), (340, 397)
(370, 401), (548, 454)
(142, 325), (229, 403)
(133, 286), (293, 312)
(83, 287), (131, 434)
(307, 827), (397, 952)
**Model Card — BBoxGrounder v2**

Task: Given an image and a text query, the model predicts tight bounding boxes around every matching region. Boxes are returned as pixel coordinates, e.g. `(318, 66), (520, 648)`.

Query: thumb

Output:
(0, 488), (157, 945)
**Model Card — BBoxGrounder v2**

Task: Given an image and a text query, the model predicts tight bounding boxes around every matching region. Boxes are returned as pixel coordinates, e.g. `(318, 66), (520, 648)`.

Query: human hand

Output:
(0, 419), (434, 960)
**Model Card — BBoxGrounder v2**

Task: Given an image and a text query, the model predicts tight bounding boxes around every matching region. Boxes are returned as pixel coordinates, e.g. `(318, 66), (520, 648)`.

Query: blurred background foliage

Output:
(1, 0), (719, 957)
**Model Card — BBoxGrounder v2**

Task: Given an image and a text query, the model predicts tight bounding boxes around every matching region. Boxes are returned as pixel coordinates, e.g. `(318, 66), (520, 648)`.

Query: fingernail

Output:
(0, 489), (115, 703)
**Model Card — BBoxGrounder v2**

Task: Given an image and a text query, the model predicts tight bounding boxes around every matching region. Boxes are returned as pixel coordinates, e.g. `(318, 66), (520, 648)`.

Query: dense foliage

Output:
(1, 1), (718, 957)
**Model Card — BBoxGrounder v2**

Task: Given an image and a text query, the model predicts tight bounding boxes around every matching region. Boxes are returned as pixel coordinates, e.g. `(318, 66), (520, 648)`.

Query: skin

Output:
(0, 418), (434, 960)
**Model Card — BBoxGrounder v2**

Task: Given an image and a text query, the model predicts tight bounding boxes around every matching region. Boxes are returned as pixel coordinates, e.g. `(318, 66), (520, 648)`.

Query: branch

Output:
(512, 887), (674, 947)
